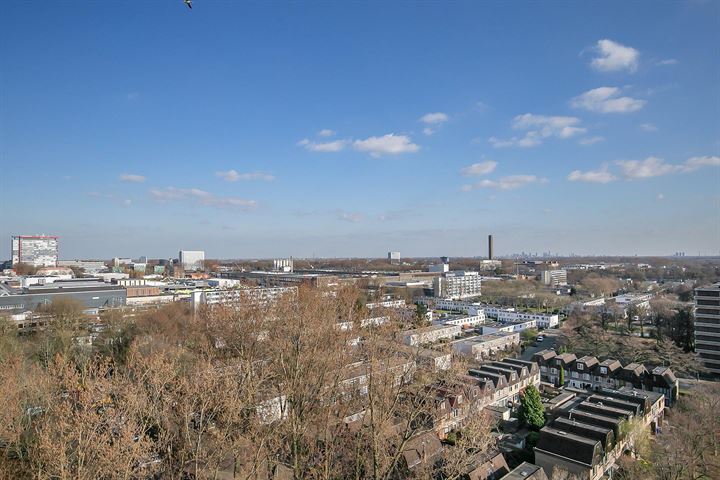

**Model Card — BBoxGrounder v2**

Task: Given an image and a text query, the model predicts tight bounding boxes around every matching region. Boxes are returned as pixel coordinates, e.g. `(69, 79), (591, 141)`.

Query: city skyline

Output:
(2, 2), (719, 258)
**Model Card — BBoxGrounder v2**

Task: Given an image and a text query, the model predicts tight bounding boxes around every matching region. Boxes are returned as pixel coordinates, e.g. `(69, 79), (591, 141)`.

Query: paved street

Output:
(520, 328), (561, 360)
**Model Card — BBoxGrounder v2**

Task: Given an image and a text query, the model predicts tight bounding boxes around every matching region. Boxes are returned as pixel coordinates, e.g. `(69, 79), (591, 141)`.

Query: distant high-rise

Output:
(694, 283), (720, 376)
(179, 250), (205, 271)
(488, 234), (494, 260)
(388, 251), (401, 264)
(11, 235), (59, 267)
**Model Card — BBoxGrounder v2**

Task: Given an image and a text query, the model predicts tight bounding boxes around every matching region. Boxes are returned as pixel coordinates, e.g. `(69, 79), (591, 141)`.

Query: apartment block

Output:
(433, 271), (482, 299)
(694, 282), (720, 375)
(11, 235), (59, 267)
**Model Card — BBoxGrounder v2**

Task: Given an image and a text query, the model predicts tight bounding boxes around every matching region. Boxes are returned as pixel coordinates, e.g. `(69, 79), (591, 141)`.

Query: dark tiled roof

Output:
(502, 462), (548, 480)
(536, 426), (602, 466)
(553, 417), (615, 450)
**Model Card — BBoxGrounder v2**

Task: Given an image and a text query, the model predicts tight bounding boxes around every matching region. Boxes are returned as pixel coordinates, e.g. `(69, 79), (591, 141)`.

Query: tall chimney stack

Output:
(488, 234), (494, 260)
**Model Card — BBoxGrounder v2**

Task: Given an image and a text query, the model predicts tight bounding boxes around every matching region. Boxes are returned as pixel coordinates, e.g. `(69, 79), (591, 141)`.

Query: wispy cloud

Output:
(617, 157), (682, 179)
(640, 123), (658, 132)
(150, 187), (257, 210)
(617, 155), (720, 179)
(126, 92), (140, 101)
(684, 155), (720, 171)
(571, 87), (646, 113)
(353, 134), (420, 157)
(419, 112), (449, 135)
(318, 129), (335, 137)
(462, 175), (546, 191)
(578, 136), (605, 146)
(590, 39), (639, 73)
(297, 138), (348, 152)
(336, 210), (365, 223)
(461, 160), (498, 176)
(419, 112), (449, 124)
(490, 114), (586, 148)
(656, 59), (678, 66)
(216, 170), (275, 182)
(119, 174), (146, 183)
(567, 165), (617, 183)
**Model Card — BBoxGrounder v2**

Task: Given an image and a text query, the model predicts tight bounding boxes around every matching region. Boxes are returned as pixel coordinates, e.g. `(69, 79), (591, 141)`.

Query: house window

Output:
(600, 367), (607, 374)
(577, 364), (584, 371)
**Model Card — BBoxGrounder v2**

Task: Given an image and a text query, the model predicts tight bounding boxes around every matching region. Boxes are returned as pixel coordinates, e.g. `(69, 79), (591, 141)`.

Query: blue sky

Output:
(1, 1), (718, 259)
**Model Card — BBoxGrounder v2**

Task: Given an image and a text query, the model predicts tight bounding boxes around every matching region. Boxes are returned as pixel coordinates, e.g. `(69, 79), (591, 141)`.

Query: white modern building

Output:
(190, 286), (297, 311)
(433, 271), (482, 299)
(400, 324), (461, 346)
(11, 235), (59, 267)
(484, 306), (559, 329)
(436, 312), (486, 327)
(179, 250), (205, 271)
(451, 332), (520, 361)
(540, 269), (568, 286)
(481, 320), (537, 334)
(388, 251), (401, 263)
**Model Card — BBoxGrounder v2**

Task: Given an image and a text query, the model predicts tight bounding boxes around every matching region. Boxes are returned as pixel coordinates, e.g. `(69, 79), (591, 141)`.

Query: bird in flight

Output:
(184, 0), (192, 9)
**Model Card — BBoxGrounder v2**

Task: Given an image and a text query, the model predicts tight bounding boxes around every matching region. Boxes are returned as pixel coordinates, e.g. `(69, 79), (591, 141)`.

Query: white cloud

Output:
(318, 129), (335, 137)
(590, 39), (640, 73)
(461, 160), (498, 176)
(463, 174), (545, 191)
(419, 112), (449, 125)
(683, 156), (720, 171)
(490, 114), (586, 148)
(126, 92), (140, 101)
(657, 59), (678, 66)
(615, 155), (720, 179)
(578, 136), (605, 146)
(297, 138), (348, 152)
(353, 134), (420, 157)
(567, 165), (617, 183)
(119, 174), (146, 183)
(640, 123), (658, 132)
(123, 199), (132, 206)
(571, 87), (646, 113)
(337, 211), (364, 223)
(422, 127), (435, 136)
(150, 187), (256, 210)
(657, 193), (665, 201)
(617, 157), (682, 178)
(216, 170), (275, 182)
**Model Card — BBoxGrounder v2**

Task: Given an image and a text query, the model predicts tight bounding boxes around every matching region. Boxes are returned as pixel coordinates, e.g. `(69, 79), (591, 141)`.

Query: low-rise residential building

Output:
(532, 349), (679, 405)
(400, 324), (461, 346)
(436, 312), (486, 327)
(535, 387), (665, 480)
(450, 332), (520, 361)
(190, 286), (297, 311)
(483, 306), (560, 329)
(481, 320), (537, 334)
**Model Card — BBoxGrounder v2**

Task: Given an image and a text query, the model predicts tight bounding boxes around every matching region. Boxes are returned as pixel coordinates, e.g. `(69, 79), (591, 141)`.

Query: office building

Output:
(541, 269), (568, 287)
(388, 251), (401, 263)
(179, 250), (205, 271)
(11, 235), (59, 267)
(694, 283), (720, 375)
(433, 271), (481, 299)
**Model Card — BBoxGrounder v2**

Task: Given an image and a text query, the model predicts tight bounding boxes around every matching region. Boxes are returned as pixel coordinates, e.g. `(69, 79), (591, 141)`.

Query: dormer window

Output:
(577, 364), (584, 371)
(600, 367), (607, 374)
